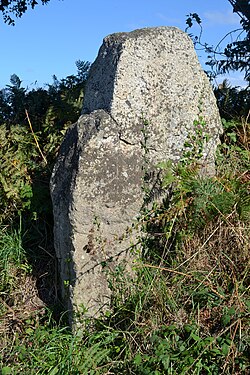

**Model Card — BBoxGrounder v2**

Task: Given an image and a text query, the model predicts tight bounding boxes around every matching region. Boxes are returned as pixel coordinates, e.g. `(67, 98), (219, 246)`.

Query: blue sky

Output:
(0, 0), (246, 88)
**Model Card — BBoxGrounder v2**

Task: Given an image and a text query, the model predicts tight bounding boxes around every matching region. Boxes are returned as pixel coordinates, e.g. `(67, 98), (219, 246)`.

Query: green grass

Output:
(0, 221), (28, 294)
(0, 212), (249, 373)
(1, 323), (117, 374)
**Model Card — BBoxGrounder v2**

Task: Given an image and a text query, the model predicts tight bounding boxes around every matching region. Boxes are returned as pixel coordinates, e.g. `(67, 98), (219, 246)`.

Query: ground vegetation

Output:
(0, 58), (249, 373)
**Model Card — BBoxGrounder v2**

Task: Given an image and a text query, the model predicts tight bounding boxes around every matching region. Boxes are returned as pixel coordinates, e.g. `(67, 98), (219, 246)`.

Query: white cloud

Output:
(214, 73), (248, 88)
(155, 12), (181, 25)
(204, 10), (240, 26)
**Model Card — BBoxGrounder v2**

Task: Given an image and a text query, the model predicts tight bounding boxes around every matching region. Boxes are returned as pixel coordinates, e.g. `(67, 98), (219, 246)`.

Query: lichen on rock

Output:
(50, 26), (222, 323)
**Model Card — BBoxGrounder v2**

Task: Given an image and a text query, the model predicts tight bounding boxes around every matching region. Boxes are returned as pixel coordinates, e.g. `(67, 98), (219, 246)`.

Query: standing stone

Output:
(50, 27), (222, 320)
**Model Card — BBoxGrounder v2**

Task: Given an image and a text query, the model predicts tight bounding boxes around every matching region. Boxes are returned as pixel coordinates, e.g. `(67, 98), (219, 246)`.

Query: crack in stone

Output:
(118, 136), (137, 146)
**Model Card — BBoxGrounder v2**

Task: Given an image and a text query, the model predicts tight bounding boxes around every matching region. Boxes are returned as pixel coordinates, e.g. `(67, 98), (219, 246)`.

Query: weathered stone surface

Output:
(50, 26), (222, 320)
(51, 110), (143, 319)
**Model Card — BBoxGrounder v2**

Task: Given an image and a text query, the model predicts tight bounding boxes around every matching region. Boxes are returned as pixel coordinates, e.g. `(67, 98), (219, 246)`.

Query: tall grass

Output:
(0, 220), (27, 293)
(0, 115), (249, 374)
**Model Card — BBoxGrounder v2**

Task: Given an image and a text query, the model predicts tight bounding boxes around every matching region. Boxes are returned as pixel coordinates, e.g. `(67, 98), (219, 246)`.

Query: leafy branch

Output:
(185, 1), (250, 83)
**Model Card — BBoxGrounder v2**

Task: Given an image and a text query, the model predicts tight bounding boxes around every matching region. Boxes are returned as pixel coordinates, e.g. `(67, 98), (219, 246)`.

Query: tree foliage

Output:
(186, 0), (250, 83)
(214, 79), (250, 119)
(0, 60), (90, 128)
(0, 0), (51, 25)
